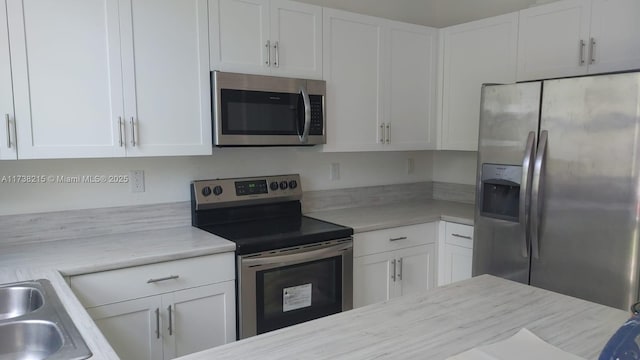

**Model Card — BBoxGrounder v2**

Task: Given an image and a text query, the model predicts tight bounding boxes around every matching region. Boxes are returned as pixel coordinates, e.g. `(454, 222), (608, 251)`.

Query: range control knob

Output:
(288, 180), (298, 189)
(270, 181), (279, 191)
(201, 186), (212, 197)
(279, 181), (289, 190)
(213, 186), (223, 196)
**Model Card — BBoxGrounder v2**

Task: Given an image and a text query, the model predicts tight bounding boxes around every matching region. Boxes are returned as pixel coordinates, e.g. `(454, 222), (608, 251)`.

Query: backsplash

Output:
(0, 181), (474, 245)
(431, 182), (476, 204)
(302, 182), (433, 212)
(0, 202), (190, 246)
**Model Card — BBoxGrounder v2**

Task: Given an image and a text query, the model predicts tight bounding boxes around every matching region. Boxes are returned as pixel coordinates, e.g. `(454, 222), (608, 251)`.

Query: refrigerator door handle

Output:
(531, 130), (548, 259)
(519, 131), (536, 258)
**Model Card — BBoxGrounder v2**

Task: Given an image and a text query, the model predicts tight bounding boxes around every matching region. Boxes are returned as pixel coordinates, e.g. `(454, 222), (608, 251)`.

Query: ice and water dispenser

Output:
(480, 164), (522, 222)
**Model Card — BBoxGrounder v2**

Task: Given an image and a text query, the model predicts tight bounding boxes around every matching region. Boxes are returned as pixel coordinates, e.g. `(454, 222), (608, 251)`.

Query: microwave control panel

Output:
(309, 95), (324, 136)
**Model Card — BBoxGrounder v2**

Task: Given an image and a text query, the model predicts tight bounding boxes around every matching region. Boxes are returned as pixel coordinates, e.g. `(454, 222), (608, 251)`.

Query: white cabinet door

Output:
(353, 252), (394, 308)
(588, 0), (640, 74)
(0, 0), (16, 160)
(396, 244), (435, 297)
(6, 0), (125, 159)
(443, 244), (473, 284)
(165, 282), (236, 358)
(517, 0), (591, 81)
(440, 12), (518, 151)
(120, 0), (212, 157)
(385, 22), (437, 150)
(322, 9), (384, 152)
(270, 0), (322, 79)
(210, 0), (270, 75)
(88, 296), (164, 360)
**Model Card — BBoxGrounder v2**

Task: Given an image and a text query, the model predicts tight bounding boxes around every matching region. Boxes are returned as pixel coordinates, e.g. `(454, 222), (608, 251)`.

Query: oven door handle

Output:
(242, 243), (352, 267)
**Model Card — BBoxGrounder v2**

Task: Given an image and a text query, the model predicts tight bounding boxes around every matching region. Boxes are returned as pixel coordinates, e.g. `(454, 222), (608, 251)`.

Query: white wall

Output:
(0, 149), (433, 215)
(432, 151), (477, 185)
(295, 0), (557, 28)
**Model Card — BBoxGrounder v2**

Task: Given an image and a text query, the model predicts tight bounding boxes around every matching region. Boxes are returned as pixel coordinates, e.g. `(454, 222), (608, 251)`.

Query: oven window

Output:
(220, 89), (303, 135)
(256, 256), (342, 334)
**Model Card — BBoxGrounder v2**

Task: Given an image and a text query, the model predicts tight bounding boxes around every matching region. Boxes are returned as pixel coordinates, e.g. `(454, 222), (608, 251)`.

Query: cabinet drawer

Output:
(445, 222), (474, 248)
(70, 253), (235, 308)
(354, 223), (437, 257)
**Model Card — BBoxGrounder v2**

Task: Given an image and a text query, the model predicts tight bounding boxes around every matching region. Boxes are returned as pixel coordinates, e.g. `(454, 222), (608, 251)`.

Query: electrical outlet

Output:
(407, 158), (415, 174)
(330, 163), (340, 181)
(130, 170), (145, 193)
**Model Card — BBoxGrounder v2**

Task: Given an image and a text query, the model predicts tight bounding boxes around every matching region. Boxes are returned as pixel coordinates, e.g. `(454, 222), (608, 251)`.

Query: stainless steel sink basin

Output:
(0, 280), (91, 360)
(0, 320), (63, 360)
(0, 286), (44, 320)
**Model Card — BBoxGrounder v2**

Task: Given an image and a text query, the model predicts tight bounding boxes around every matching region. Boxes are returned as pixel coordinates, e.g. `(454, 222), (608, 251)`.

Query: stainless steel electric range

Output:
(191, 174), (353, 339)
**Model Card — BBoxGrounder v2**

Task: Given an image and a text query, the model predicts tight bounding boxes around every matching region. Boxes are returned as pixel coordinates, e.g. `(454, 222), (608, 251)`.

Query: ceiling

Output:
(295, 0), (559, 28)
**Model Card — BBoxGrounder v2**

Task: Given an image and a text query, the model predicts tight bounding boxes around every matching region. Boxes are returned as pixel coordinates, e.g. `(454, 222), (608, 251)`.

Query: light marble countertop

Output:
(307, 200), (475, 233)
(179, 275), (628, 360)
(0, 226), (235, 276)
(0, 225), (235, 359)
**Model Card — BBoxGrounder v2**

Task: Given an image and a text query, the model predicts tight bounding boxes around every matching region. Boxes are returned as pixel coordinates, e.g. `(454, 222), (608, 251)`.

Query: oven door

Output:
(238, 239), (353, 339)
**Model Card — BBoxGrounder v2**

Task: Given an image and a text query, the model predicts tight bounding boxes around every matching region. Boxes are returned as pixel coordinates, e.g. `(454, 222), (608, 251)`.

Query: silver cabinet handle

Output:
(589, 37), (596, 64)
(389, 236), (407, 242)
(130, 117), (136, 147)
(579, 40), (586, 65)
(155, 308), (160, 339)
(167, 305), (173, 336)
(118, 117), (124, 147)
(147, 275), (179, 284)
(531, 130), (548, 260)
(391, 259), (396, 282)
(5, 114), (10, 149)
(451, 233), (472, 240)
(273, 41), (279, 68)
(397, 258), (403, 280)
(380, 123), (385, 143)
(265, 40), (271, 66)
(298, 86), (311, 144)
(385, 123), (390, 144)
(519, 131), (536, 258)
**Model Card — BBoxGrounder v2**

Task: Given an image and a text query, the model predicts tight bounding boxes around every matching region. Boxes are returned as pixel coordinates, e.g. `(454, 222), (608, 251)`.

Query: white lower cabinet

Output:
(353, 223), (436, 308)
(71, 254), (236, 360)
(438, 221), (474, 286)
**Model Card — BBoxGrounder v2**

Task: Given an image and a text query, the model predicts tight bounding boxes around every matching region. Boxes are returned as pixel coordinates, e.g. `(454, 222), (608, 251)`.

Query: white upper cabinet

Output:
(322, 9), (384, 151)
(0, 0), (16, 160)
(517, 0), (591, 81)
(120, 0), (212, 157)
(517, 0), (640, 80)
(588, 0), (640, 74)
(269, 0), (322, 78)
(323, 9), (438, 152)
(385, 21), (438, 150)
(210, 0), (322, 79)
(210, 0), (270, 74)
(7, 0), (126, 159)
(439, 13), (518, 151)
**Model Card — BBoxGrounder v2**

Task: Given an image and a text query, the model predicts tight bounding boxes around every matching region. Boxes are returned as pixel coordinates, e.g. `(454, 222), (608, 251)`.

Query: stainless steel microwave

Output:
(212, 71), (326, 146)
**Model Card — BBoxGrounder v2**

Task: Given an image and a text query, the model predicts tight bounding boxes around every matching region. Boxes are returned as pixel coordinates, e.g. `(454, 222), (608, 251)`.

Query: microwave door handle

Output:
(299, 86), (311, 144)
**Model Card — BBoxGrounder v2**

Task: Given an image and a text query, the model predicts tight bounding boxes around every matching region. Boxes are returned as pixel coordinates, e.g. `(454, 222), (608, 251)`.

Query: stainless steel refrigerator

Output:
(472, 72), (640, 310)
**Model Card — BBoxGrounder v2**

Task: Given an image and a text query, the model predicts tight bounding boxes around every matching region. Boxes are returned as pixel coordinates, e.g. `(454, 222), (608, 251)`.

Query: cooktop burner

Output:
(191, 174), (354, 255)
(198, 216), (352, 255)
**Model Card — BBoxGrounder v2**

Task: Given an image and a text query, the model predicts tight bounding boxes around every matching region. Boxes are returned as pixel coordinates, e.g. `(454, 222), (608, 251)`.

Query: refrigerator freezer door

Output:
(531, 73), (640, 310)
(473, 82), (542, 284)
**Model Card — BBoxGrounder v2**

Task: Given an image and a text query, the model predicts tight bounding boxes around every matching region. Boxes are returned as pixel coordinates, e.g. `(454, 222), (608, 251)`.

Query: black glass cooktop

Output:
(198, 216), (353, 255)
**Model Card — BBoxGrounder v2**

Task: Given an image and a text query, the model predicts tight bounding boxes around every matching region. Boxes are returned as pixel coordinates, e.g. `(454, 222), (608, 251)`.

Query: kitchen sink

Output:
(0, 286), (44, 320)
(0, 280), (91, 360)
(0, 320), (63, 359)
